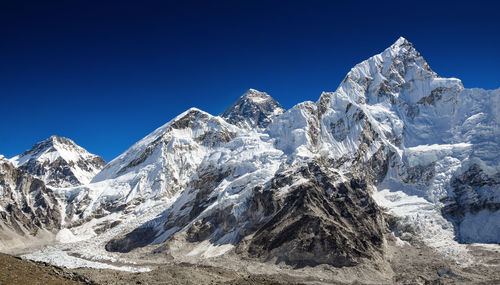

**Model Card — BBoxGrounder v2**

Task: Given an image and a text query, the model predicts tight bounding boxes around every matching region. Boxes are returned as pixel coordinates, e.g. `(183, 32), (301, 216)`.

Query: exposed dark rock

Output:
(220, 89), (285, 129)
(105, 227), (157, 253)
(244, 163), (385, 268)
(94, 220), (122, 235)
(0, 157), (62, 238)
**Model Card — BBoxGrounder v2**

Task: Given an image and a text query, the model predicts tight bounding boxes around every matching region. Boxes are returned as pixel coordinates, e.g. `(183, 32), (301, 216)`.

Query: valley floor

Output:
(23, 242), (500, 285)
(2, 240), (499, 284)
(71, 243), (500, 285)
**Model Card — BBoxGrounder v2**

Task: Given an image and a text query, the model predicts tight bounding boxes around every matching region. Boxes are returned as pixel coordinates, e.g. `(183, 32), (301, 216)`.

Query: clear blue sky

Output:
(1, 0), (499, 161)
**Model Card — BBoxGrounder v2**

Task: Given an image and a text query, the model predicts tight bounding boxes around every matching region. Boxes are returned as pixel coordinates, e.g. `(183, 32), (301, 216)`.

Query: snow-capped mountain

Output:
(11, 135), (106, 188)
(220, 88), (285, 129)
(329, 37), (499, 244)
(103, 37), (499, 260)
(304, 37), (499, 257)
(4, 37), (500, 271)
(83, 108), (240, 213)
(103, 99), (385, 267)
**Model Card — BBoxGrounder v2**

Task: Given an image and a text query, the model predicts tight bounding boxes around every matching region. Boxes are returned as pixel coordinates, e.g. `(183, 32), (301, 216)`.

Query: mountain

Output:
(10, 136), (106, 188)
(0, 155), (61, 251)
(310, 37), (500, 257)
(103, 108), (385, 268)
(84, 108), (239, 213)
(102, 37), (499, 260)
(220, 89), (285, 129)
(5, 37), (500, 278)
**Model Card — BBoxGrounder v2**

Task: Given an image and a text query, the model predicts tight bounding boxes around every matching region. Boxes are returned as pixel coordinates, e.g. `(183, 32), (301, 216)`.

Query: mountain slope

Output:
(11, 136), (106, 188)
(57, 108), (243, 223)
(0, 252), (91, 284)
(0, 155), (61, 251)
(316, 37), (500, 252)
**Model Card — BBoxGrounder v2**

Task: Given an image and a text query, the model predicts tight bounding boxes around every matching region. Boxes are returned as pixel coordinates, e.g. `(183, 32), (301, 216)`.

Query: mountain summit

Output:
(220, 89), (285, 129)
(10, 135), (106, 188)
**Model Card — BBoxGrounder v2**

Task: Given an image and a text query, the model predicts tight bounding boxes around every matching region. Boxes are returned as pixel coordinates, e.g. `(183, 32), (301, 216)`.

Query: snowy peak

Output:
(385, 37), (429, 62)
(13, 135), (84, 165)
(393, 36), (409, 46)
(90, 106), (238, 204)
(322, 37), (463, 112)
(10, 135), (106, 188)
(388, 36), (414, 54)
(220, 89), (285, 129)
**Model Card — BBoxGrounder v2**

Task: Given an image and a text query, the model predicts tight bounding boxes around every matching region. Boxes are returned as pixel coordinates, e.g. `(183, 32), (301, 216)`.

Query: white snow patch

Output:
(55, 229), (78, 244)
(405, 143), (472, 167)
(186, 241), (234, 258)
(23, 247), (150, 272)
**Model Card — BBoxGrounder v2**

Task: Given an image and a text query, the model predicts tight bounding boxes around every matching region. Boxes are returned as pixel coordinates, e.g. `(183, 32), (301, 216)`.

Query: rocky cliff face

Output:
(10, 136), (106, 188)
(243, 163), (385, 267)
(442, 161), (500, 243)
(0, 155), (61, 250)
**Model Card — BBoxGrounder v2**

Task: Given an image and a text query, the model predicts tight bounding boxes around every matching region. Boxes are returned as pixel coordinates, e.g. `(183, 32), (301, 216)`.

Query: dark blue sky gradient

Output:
(1, 0), (499, 161)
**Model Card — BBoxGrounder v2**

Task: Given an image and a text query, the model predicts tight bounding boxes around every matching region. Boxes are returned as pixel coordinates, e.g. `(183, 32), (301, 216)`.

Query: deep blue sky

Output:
(1, 0), (499, 161)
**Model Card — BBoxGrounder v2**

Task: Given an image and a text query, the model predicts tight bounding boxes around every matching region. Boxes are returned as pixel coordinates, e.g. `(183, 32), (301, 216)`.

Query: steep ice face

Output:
(10, 136), (106, 188)
(318, 37), (464, 161)
(267, 101), (319, 160)
(220, 89), (285, 129)
(448, 88), (500, 165)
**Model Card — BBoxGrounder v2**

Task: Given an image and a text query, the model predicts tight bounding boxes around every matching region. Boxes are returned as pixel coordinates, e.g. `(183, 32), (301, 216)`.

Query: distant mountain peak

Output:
(10, 136), (106, 188)
(220, 89), (285, 129)
(172, 107), (210, 126)
(13, 135), (89, 165)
